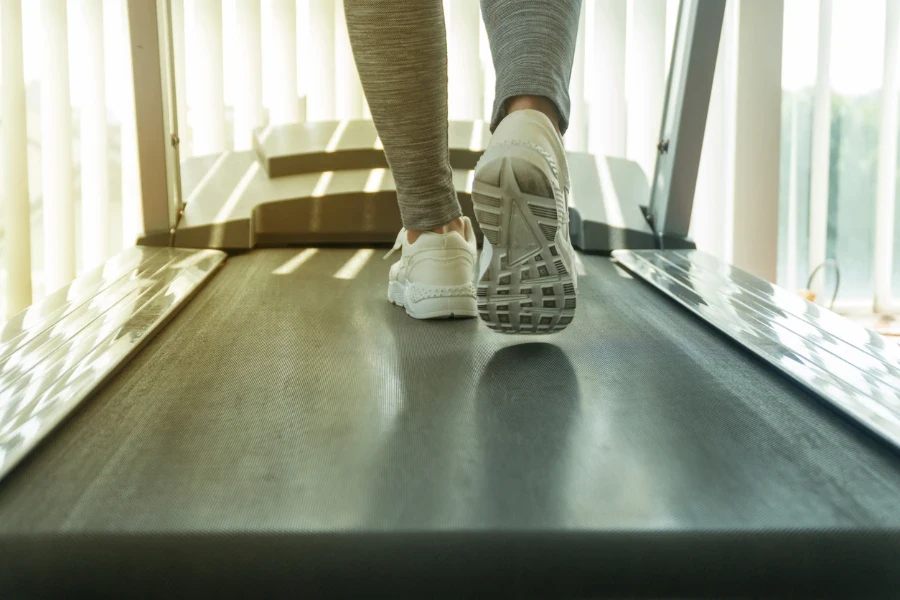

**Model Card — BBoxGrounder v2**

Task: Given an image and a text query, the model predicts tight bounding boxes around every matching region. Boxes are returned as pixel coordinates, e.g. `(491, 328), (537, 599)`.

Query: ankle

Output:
(506, 96), (562, 134)
(407, 217), (467, 243)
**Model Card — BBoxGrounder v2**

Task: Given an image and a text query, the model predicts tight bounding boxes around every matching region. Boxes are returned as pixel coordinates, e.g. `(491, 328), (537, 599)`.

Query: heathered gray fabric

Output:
(481, 0), (581, 134)
(344, 0), (581, 230)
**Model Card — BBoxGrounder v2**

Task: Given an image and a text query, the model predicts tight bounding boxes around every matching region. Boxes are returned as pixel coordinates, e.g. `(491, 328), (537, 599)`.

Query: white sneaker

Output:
(472, 109), (577, 334)
(385, 217), (479, 319)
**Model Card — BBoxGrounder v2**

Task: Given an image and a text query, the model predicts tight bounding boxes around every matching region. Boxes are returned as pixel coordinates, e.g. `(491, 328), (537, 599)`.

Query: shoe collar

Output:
(383, 217), (476, 260)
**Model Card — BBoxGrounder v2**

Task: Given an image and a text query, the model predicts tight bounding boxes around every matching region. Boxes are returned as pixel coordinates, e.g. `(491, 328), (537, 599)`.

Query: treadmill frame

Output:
(647, 0), (726, 248)
(128, 0), (182, 246)
(126, 0), (728, 251)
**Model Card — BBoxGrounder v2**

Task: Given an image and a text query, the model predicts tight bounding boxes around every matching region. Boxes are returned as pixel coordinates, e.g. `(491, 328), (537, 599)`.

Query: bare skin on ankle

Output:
(407, 216), (467, 243)
(506, 95), (562, 134)
(407, 96), (560, 243)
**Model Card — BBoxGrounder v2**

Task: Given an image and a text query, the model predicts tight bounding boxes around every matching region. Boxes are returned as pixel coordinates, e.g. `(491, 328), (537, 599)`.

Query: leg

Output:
(343, 0), (462, 237)
(481, 0), (582, 134)
(344, 0), (477, 320)
(473, 0), (582, 334)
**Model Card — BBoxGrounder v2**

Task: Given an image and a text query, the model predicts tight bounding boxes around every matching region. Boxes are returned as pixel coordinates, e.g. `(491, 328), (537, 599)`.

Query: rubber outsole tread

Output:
(472, 148), (577, 335)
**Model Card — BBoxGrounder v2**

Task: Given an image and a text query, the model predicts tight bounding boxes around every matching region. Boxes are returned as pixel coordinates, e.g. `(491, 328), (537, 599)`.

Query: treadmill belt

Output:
(1, 249), (899, 596)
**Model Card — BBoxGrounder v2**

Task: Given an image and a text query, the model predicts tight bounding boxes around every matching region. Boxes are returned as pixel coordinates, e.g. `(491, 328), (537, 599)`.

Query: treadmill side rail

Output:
(613, 249), (900, 452)
(0, 247), (226, 482)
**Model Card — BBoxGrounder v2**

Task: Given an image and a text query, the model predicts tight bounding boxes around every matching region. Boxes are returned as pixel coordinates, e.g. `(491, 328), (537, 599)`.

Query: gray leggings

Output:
(344, 0), (582, 231)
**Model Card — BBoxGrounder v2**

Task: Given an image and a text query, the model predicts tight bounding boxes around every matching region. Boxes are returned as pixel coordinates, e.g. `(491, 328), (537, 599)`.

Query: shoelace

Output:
(383, 228), (407, 260)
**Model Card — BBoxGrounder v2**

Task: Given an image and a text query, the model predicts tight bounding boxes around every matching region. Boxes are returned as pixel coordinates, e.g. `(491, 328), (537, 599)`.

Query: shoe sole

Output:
(472, 144), (576, 334)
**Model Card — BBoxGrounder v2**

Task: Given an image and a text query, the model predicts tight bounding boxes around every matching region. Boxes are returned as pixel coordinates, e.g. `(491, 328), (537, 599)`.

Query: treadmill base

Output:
(2, 250), (900, 596)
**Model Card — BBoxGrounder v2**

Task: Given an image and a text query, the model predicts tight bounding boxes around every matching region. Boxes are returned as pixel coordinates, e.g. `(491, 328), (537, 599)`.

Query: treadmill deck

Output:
(2, 249), (899, 595)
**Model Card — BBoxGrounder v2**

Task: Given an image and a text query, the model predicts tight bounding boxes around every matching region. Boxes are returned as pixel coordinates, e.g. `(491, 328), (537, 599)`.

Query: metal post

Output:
(665, 0), (679, 74)
(647, 0), (726, 248)
(171, 0), (190, 156)
(127, 0), (177, 242)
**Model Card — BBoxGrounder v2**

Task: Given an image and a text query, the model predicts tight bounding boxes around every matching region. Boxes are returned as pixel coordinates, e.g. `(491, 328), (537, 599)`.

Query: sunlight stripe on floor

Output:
(214, 161), (260, 223)
(333, 249), (375, 280)
(185, 151), (230, 204)
(325, 120), (350, 152)
(364, 168), (386, 193)
(272, 249), (319, 275)
(312, 171), (334, 197)
(573, 253), (587, 276)
(597, 159), (626, 228)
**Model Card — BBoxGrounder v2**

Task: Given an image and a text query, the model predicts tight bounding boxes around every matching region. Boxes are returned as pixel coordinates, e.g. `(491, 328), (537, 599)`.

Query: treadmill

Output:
(2, 1), (899, 597)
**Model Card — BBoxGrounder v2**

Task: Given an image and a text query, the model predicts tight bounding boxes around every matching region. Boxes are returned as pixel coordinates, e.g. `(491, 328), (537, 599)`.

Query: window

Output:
(779, 0), (893, 311)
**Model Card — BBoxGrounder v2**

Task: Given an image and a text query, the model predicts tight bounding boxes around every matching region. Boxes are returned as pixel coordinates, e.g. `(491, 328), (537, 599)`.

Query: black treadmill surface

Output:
(2, 250), (899, 596)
